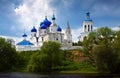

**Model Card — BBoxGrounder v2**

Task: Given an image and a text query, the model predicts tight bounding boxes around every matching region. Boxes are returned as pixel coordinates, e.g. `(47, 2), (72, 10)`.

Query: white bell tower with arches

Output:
(78, 12), (93, 41)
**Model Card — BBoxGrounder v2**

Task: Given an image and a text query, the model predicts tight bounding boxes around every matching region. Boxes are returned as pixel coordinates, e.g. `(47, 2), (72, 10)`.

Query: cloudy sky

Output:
(0, 0), (120, 42)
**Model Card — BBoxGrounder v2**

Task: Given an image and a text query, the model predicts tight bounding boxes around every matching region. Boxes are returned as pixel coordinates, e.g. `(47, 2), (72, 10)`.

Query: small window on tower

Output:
(68, 41), (70, 43)
(56, 38), (58, 40)
(84, 25), (86, 32)
(91, 25), (92, 31)
(88, 25), (90, 31)
(44, 31), (46, 33)
(85, 25), (86, 28)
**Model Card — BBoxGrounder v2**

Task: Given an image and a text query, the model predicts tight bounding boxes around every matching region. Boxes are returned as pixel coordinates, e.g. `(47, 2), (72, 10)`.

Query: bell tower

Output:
(83, 12), (93, 32)
(78, 12), (93, 41)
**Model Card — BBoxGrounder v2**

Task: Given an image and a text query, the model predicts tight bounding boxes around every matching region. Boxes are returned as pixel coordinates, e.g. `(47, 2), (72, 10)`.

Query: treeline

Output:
(0, 37), (95, 73)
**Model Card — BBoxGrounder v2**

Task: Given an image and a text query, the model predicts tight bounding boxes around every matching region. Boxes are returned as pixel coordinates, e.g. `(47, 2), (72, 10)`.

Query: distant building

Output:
(78, 12), (93, 41)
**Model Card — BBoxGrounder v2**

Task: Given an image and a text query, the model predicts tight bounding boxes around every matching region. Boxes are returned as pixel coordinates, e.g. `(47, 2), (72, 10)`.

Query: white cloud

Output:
(14, 0), (53, 31)
(0, 35), (21, 44)
(111, 26), (120, 31)
(72, 27), (83, 42)
(62, 0), (73, 8)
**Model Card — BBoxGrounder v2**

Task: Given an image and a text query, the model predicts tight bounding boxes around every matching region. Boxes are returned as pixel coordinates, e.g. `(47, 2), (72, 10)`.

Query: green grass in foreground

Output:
(60, 70), (97, 74)
(53, 61), (97, 73)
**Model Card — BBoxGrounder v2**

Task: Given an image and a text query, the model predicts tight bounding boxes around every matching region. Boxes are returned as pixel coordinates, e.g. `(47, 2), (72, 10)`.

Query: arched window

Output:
(88, 25), (90, 31)
(84, 25), (87, 32)
(83, 36), (87, 40)
(91, 25), (93, 31)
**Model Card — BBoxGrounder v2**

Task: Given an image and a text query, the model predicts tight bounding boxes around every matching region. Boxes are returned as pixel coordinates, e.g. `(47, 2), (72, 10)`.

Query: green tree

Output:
(41, 41), (63, 68)
(72, 41), (83, 46)
(28, 52), (48, 72)
(82, 31), (97, 64)
(83, 27), (114, 63)
(0, 38), (18, 71)
(113, 30), (120, 59)
(28, 41), (63, 72)
(97, 27), (114, 47)
(92, 45), (116, 73)
(82, 26), (120, 73)
(112, 30), (120, 73)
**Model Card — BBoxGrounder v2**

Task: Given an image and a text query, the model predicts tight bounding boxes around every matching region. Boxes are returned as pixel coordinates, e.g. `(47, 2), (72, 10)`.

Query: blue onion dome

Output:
(57, 26), (62, 31)
(40, 22), (44, 26)
(31, 26), (37, 32)
(40, 23), (47, 29)
(43, 17), (51, 27)
(22, 33), (27, 37)
(40, 16), (51, 29)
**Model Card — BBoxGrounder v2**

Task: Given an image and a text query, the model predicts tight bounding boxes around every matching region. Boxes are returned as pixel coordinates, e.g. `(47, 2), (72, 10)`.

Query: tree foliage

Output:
(92, 45), (116, 73)
(82, 31), (97, 64)
(28, 41), (63, 72)
(82, 26), (120, 73)
(0, 38), (18, 71)
(72, 41), (83, 46)
(97, 27), (113, 47)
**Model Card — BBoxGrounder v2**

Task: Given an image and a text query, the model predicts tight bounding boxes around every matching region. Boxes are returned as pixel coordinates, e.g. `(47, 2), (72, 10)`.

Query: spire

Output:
(45, 12), (47, 19)
(65, 20), (72, 44)
(67, 20), (70, 29)
(45, 15), (47, 20)
(66, 20), (71, 34)
(52, 9), (56, 20)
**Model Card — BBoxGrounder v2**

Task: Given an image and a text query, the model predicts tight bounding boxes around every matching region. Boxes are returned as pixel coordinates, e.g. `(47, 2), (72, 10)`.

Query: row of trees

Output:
(82, 27), (120, 73)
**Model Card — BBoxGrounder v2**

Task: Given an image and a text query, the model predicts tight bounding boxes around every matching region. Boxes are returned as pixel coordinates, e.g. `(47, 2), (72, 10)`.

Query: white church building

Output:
(16, 13), (73, 51)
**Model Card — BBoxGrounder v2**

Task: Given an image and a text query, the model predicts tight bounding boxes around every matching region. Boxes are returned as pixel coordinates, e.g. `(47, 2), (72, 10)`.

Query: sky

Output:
(0, 0), (120, 42)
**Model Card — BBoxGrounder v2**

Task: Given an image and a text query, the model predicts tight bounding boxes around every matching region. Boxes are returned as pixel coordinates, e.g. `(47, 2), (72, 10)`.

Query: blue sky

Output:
(0, 0), (120, 42)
